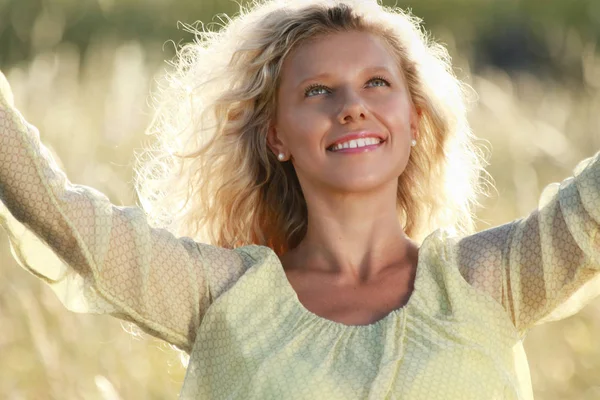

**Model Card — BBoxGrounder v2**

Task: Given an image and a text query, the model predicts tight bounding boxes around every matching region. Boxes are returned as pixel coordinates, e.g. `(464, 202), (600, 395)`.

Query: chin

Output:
(329, 173), (399, 194)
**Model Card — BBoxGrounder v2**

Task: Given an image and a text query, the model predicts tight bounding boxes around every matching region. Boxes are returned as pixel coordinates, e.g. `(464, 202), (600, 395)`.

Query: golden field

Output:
(1, 26), (600, 400)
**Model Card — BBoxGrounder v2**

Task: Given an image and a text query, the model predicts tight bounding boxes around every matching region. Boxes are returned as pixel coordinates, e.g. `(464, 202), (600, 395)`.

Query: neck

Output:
(283, 183), (417, 283)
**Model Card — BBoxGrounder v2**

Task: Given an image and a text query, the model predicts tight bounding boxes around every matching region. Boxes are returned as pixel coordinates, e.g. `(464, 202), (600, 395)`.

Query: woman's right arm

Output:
(0, 72), (247, 353)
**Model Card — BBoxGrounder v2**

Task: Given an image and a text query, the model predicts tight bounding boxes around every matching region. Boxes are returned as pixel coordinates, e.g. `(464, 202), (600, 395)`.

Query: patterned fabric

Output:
(1, 74), (599, 399)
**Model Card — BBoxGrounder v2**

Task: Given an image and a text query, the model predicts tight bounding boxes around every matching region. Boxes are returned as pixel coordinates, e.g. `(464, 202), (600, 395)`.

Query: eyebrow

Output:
(295, 66), (395, 89)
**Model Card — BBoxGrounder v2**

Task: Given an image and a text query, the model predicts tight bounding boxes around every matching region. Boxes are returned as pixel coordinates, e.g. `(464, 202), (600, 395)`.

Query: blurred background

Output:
(1, 0), (600, 399)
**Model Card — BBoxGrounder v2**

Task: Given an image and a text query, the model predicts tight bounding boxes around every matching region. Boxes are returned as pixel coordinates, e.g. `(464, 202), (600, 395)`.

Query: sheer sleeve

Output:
(0, 73), (250, 353)
(457, 152), (600, 336)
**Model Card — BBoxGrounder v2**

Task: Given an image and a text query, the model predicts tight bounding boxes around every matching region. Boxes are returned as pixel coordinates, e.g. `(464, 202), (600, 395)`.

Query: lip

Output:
(329, 142), (383, 154)
(326, 131), (386, 150)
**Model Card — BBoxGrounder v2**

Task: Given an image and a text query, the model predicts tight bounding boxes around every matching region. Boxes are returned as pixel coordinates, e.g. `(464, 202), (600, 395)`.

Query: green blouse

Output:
(1, 75), (599, 399)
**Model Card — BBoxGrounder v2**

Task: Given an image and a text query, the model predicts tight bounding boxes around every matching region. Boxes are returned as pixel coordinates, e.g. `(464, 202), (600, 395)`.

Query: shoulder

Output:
(418, 225), (514, 298)
(197, 243), (276, 300)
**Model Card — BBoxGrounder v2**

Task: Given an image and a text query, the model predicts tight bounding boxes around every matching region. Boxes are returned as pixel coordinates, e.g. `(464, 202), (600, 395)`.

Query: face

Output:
(268, 30), (419, 196)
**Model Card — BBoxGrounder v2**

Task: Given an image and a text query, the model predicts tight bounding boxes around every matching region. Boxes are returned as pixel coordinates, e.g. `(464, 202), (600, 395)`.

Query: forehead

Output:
(281, 31), (400, 85)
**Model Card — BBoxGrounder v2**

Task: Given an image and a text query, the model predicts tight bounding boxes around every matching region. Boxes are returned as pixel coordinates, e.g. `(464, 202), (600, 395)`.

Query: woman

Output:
(1, 0), (598, 399)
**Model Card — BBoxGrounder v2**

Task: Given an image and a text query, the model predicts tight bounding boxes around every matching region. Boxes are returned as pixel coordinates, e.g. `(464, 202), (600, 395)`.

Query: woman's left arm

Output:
(457, 152), (600, 336)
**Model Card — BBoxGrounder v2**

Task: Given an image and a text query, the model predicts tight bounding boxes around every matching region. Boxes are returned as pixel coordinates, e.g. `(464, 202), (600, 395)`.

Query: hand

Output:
(0, 70), (15, 108)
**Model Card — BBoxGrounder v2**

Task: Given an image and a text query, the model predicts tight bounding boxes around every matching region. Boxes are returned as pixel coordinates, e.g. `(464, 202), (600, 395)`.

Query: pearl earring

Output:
(277, 153), (285, 161)
(410, 139), (417, 147)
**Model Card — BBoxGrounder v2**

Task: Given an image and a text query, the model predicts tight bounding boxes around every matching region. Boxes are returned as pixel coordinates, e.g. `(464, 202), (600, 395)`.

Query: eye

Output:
(304, 84), (330, 97)
(303, 76), (390, 97)
(366, 76), (391, 88)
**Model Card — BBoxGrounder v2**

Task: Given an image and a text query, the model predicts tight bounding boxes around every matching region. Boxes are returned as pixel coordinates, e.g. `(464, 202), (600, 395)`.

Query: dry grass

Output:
(1, 36), (600, 399)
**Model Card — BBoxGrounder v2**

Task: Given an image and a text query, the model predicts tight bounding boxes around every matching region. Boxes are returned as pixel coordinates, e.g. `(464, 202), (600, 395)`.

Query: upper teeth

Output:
(330, 137), (381, 151)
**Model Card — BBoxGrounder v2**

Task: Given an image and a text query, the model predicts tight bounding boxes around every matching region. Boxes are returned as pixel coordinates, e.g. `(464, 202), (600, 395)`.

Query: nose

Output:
(336, 89), (367, 124)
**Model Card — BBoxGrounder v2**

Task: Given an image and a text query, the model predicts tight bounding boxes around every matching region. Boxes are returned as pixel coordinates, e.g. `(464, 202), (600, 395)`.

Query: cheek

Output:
(280, 106), (330, 148)
(379, 96), (413, 132)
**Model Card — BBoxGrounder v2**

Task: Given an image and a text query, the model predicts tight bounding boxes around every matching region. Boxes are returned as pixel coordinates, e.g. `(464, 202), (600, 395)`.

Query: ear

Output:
(267, 123), (289, 159)
(410, 106), (421, 140)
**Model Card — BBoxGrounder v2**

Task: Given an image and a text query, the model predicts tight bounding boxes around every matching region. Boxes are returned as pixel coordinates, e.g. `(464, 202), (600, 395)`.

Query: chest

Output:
(189, 302), (525, 400)
(187, 254), (526, 399)
(285, 264), (416, 325)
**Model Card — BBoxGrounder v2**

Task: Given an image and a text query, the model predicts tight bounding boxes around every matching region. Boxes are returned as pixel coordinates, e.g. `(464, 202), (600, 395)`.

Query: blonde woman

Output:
(0, 0), (598, 399)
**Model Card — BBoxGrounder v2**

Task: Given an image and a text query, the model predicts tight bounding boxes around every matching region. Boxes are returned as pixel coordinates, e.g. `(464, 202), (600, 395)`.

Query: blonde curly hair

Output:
(136, 0), (486, 255)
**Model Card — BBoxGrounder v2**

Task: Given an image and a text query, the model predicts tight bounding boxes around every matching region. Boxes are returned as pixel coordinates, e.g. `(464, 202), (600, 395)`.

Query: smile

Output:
(328, 137), (384, 152)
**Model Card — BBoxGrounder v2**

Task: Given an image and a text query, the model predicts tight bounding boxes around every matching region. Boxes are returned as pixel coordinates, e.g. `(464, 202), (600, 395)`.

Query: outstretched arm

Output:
(457, 152), (600, 336)
(0, 72), (249, 353)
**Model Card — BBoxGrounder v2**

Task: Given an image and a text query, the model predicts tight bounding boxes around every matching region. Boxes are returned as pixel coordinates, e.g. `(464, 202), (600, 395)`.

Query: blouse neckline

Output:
(267, 237), (429, 330)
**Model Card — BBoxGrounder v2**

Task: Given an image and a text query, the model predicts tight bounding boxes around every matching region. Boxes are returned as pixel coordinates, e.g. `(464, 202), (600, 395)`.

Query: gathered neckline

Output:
(267, 238), (431, 330)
